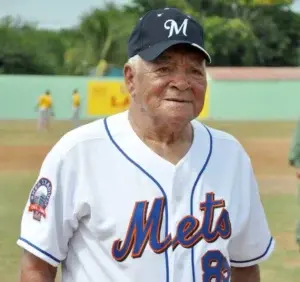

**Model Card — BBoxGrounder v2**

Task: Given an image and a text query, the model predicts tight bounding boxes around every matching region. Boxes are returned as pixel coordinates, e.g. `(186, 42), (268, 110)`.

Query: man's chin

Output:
(157, 107), (196, 123)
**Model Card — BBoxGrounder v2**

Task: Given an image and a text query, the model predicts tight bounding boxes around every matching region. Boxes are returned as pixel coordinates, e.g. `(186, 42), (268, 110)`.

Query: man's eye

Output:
(157, 66), (170, 72)
(191, 69), (202, 75)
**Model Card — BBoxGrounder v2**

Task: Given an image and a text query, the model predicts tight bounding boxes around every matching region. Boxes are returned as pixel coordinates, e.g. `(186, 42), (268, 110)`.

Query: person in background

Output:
(288, 118), (300, 251)
(72, 89), (81, 127)
(36, 90), (54, 131)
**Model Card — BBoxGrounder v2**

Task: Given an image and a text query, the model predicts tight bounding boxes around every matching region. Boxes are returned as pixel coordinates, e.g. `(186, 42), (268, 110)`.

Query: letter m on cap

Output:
(164, 19), (188, 38)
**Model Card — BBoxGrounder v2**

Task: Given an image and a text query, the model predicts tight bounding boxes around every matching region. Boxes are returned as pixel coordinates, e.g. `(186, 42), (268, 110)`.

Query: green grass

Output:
(0, 172), (62, 281)
(204, 120), (297, 139)
(0, 120), (297, 146)
(260, 194), (300, 282)
(0, 120), (86, 146)
(0, 172), (37, 281)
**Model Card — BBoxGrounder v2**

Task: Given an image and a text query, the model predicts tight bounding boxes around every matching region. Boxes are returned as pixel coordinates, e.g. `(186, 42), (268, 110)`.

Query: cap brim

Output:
(138, 40), (211, 64)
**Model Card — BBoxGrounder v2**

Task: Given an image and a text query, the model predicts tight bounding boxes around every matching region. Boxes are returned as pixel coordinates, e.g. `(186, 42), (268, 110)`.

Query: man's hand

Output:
(19, 250), (57, 282)
(231, 265), (260, 282)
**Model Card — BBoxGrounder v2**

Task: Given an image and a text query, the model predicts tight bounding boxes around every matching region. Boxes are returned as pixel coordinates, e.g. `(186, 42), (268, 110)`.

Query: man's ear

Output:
(123, 64), (135, 96)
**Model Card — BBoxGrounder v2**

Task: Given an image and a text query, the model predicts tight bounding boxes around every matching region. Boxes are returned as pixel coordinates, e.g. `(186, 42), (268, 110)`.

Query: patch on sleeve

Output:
(28, 177), (52, 221)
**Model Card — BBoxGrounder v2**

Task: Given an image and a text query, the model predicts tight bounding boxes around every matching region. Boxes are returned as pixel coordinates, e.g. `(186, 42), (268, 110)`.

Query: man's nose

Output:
(169, 72), (191, 91)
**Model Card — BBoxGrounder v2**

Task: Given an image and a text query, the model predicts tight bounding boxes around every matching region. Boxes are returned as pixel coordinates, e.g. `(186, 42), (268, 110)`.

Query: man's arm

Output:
(289, 119), (300, 167)
(19, 250), (57, 282)
(231, 265), (260, 282)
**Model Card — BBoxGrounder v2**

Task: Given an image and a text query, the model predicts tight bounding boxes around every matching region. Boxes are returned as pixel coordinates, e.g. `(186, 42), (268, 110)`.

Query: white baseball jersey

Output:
(17, 110), (275, 282)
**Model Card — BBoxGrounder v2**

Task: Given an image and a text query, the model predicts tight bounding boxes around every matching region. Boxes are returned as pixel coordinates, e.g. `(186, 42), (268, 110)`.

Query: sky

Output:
(0, 0), (131, 29)
(0, 0), (299, 29)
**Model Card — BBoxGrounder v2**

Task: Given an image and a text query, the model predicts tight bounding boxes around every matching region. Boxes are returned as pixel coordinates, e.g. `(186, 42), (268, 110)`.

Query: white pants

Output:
(72, 106), (80, 126)
(38, 108), (50, 129)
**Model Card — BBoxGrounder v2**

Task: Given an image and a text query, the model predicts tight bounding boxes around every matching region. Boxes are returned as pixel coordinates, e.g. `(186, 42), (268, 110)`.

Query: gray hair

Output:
(126, 55), (143, 70)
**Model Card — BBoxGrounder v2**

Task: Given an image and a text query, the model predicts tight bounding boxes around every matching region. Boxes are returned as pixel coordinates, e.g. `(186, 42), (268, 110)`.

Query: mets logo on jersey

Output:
(112, 192), (232, 261)
(28, 177), (52, 222)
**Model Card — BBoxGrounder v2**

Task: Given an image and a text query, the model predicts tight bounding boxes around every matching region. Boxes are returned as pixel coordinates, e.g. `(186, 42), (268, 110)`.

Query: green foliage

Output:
(0, 16), (67, 74)
(0, 0), (299, 75)
(204, 17), (258, 66)
(131, 0), (168, 12)
(249, 5), (300, 66)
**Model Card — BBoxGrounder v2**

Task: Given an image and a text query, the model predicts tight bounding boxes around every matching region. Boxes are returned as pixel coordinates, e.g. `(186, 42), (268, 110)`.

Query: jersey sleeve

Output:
(17, 142), (80, 267)
(228, 154), (275, 268)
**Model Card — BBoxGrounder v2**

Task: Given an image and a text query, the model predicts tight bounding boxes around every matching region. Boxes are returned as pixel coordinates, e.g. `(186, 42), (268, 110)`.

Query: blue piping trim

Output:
(19, 237), (61, 263)
(104, 117), (170, 282)
(190, 125), (213, 282)
(230, 236), (274, 264)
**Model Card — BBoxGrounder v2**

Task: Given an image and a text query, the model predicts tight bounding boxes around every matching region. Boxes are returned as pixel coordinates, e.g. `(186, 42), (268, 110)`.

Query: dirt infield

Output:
(0, 145), (49, 171)
(0, 136), (295, 195)
(242, 137), (292, 175)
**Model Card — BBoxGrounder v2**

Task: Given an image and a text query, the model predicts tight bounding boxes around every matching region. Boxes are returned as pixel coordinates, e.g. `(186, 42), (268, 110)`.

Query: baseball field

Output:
(0, 119), (299, 281)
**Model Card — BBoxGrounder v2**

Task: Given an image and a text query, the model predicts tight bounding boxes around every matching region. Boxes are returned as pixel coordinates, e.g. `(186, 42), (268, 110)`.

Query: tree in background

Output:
(0, 0), (299, 74)
(130, 0), (299, 66)
(0, 16), (69, 74)
(63, 4), (139, 75)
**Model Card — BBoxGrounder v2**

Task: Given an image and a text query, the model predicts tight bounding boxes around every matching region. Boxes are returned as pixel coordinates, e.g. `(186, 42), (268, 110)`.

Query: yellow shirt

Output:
(73, 93), (81, 107)
(38, 94), (52, 109)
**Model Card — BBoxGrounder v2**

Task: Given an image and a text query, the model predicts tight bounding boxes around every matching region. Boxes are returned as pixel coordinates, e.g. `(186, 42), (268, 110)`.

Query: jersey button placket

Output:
(171, 165), (191, 282)
(166, 167), (176, 282)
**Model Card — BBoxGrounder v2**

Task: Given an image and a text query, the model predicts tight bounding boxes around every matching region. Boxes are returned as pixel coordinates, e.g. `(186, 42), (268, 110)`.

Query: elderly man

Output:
(17, 8), (274, 282)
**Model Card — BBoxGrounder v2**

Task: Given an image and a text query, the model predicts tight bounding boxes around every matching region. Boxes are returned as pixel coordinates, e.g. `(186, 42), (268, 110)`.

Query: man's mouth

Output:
(165, 98), (190, 103)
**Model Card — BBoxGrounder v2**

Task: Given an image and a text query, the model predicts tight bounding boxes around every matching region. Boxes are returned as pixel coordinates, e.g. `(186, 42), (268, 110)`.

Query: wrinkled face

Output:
(124, 44), (207, 123)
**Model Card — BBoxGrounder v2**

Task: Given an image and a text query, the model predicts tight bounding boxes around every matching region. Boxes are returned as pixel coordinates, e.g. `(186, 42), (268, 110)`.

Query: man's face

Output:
(125, 44), (207, 123)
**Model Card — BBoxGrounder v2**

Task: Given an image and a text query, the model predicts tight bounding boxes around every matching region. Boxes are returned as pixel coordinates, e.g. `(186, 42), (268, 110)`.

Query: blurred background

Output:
(0, 0), (300, 281)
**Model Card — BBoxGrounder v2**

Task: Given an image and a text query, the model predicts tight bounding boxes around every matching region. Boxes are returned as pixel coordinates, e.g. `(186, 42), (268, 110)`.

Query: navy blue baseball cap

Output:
(128, 7), (211, 63)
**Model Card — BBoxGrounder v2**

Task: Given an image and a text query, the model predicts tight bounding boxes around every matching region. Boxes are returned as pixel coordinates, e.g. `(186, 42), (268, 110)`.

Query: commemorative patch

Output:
(28, 177), (52, 221)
